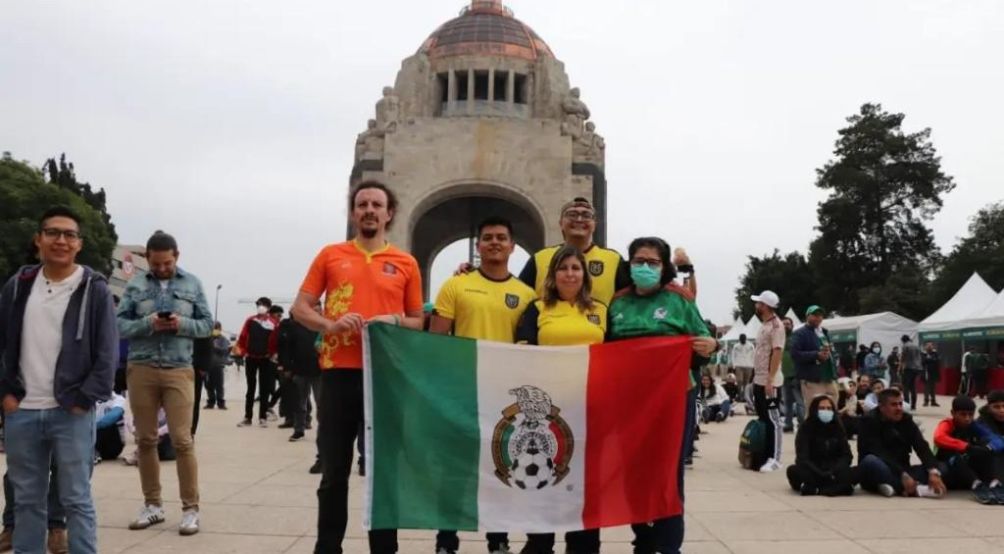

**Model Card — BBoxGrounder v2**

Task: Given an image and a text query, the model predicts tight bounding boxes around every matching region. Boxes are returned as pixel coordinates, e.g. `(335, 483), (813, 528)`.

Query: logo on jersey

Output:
(491, 386), (574, 491)
(587, 314), (601, 325)
(588, 260), (604, 276)
(504, 293), (521, 309)
(653, 307), (668, 320)
(382, 262), (397, 275)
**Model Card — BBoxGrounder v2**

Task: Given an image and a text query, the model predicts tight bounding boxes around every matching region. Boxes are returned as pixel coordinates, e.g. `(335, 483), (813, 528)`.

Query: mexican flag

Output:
(362, 323), (692, 533)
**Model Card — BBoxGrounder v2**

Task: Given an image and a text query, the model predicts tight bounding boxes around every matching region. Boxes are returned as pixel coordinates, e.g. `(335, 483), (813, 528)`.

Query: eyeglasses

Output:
(562, 210), (595, 221)
(41, 228), (81, 241)
(630, 258), (662, 267)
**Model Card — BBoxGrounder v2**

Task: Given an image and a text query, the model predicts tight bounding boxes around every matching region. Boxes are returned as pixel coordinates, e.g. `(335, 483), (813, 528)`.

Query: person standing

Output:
(900, 335), (923, 411)
(277, 308), (322, 443)
(290, 181), (424, 554)
(607, 237), (718, 554)
(750, 290), (786, 473)
(431, 217), (536, 554)
(0, 206), (117, 553)
(235, 297), (279, 427)
(117, 230), (213, 536)
(780, 317), (803, 433)
(887, 346), (901, 387)
(791, 305), (839, 403)
(730, 334), (755, 388)
(922, 342), (941, 407)
(204, 322), (230, 409)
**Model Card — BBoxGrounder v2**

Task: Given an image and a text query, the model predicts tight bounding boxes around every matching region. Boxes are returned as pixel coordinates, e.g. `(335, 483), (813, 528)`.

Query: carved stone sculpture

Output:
(560, 87), (590, 139)
(573, 121), (605, 161)
(375, 86), (400, 133)
(355, 119), (386, 161)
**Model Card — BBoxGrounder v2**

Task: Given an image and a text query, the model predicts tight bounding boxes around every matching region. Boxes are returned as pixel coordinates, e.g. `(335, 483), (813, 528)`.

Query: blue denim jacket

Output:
(116, 267), (213, 368)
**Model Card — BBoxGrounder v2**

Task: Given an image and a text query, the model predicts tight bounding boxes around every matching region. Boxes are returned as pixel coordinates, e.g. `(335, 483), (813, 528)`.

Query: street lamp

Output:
(214, 284), (222, 324)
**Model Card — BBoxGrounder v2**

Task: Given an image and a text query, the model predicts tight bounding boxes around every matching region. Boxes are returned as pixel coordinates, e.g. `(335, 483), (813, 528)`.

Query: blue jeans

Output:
(4, 408), (97, 554)
(3, 470), (65, 530)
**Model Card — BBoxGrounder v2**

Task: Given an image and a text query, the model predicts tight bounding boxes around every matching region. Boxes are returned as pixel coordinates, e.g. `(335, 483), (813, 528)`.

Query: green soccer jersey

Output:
(607, 285), (710, 340)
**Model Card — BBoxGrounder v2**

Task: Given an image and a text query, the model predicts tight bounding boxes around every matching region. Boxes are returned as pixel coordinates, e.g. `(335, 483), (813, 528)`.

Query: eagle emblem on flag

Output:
(491, 385), (574, 490)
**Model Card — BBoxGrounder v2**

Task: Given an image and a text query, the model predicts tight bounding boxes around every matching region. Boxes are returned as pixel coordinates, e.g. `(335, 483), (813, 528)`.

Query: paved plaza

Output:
(4, 368), (1004, 553)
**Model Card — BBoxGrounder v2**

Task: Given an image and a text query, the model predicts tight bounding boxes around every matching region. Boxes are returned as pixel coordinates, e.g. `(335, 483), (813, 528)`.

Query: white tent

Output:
(720, 317), (746, 342)
(744, 315), (762, 338)
(919, 272), (998, 334)
(784, 307), (802, 328)
(823, 312), (918, 356)
(963, 289), (1004, 332)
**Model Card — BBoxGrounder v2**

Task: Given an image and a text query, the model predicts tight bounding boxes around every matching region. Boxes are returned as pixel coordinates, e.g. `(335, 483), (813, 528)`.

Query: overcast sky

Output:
(2, 0), (1002, 331)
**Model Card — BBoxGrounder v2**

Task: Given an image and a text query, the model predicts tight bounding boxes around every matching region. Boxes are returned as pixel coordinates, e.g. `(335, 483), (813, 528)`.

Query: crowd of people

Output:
(1, 186), (1004, 554)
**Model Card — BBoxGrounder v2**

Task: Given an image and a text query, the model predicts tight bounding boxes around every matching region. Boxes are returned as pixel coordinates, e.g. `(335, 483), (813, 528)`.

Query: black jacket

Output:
(277, 318), (320, 377)
(794, 418), (853, 477)
(858, 410), (938, 475)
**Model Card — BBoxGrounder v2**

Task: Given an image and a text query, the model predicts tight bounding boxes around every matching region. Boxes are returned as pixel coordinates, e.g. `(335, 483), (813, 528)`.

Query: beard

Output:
(359, 228), (378, 239)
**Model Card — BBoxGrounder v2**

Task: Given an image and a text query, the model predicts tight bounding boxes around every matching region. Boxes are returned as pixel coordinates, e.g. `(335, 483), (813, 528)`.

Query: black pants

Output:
(434, 530), (510, 552)
(95, 425), (125, 461)
(902, 368), (920, 410)
(753, 385), (782, 461)
(923, 373), (939, 405)
(294, 374), (320, 435)
(245, 357), (276, 421)
(840, 414), (859, 439)
(970, 371), (988, 398)
(315, 370), (394, 554)
(520, 529), (601, 554)
(942, 451), (1001, 489)
(785, 463), (855, 496)
(192, 368), (203, 436)
(205, 365), (226, 407)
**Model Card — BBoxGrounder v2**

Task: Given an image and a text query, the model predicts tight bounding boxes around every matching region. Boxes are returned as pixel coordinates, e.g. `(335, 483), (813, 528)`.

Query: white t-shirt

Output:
(731, 342), (755, 368)
(19, 266), (84, 409)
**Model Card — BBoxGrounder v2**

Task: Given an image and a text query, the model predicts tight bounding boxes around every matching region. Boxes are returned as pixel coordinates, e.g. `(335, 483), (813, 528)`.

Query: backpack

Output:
(738, 419), (768, 470)
(246, 318), (275, 357)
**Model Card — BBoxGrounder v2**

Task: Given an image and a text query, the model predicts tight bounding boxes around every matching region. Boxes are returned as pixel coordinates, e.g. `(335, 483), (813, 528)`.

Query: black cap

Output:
(901, 334), (911, 343)
(952, 395), (976, 412)
(988, 390), (1004, 404)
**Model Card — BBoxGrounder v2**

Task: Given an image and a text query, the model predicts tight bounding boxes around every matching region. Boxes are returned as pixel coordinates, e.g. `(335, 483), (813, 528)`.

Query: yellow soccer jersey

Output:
(516, 299), (607, 346)
(434, 270), (535, 342)
(518, 244), (629, 305)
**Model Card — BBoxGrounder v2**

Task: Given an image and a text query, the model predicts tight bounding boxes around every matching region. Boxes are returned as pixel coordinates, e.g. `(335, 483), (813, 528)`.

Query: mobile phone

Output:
(157, 311), (172, 319)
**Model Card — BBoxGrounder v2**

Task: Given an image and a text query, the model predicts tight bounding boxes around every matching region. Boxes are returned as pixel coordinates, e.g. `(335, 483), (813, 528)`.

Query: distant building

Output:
(109, 244), (148, 297)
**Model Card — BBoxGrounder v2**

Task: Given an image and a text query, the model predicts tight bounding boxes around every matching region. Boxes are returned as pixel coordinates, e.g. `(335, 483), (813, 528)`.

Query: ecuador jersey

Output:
(299, 241), (423, 370)
(518, 244), (630, 305)
(434, 270), (535, 342)
(516, 298), (607, 346)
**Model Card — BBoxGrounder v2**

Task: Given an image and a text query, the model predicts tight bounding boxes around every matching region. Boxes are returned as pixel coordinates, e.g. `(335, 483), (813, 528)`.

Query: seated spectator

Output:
(122, 408), (176, 465)
(786, 395), (855, 496)
(933, 396), (1004, 503)
(837, 378), (861, 439)
(722, 373), (741, 404)
(858, 389), (946, 498)
(95, 393), (128, 462)
(855, 375), (870, 401)
(698, 374), (731, 423)
(862, 380), (885, 412)
(977, 390), (1004, 484)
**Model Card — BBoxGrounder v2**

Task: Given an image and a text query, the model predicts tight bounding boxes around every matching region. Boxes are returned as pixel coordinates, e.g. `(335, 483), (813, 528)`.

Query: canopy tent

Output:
(720, 317), (746, 342)
(822, 312), (918, 357)
(959, 289), (1004, 341)
(918, 272), (998, 341)
(784, 308), (802, 328)
(744, 315), (762, 339)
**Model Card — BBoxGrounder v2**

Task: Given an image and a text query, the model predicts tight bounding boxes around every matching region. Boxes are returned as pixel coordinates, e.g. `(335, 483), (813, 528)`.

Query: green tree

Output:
(734, 250), (815, 321)
(0, 152), (118, 281)
(931, 201), (1004, 305)
(808, 103), (955, 319)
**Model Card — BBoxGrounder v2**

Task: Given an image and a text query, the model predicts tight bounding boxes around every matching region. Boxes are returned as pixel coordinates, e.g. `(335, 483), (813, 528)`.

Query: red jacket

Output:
(236, 314), (279, 359)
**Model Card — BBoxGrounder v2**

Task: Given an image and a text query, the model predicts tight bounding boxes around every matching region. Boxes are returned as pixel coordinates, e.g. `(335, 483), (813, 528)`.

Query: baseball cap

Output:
(805, 305), (824, 317)
(560, 197), (593, 215)
(750, 290), (780, 309)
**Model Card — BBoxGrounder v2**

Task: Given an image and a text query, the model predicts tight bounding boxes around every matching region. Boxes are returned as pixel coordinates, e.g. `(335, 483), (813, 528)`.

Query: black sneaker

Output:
(218, 404), (228, 410)
(800, 483), (818, 496)
(305, 421), (313, 430)
(974, 483), (996, 504)
(309, 461), (322, 474)
(203, 403), (214, 409)
(289, 432), (305, 442)
(358, 462), (366, 477)
(278, 422), (294, 429)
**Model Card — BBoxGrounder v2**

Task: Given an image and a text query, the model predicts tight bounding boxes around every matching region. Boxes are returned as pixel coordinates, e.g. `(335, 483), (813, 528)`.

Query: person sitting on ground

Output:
(863, 342), (889, 384)
(698, 374), (731, 423)
(855, 375), (870, 402)
(862, 379), (885, 412)
(837, 378), (861, 439)
(857, 389), (946, 498)
(95, 392), (127, 463)
(722, 372), (742, 405)
(933, 395), (1004, 504)
(786, 395), (855, 496)
(977, 390), (1004, 487)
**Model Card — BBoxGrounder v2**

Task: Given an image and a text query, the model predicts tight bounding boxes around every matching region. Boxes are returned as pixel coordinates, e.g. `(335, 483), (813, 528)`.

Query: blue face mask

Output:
(817, 409), (835, 424)
(630, 263), (661, 289)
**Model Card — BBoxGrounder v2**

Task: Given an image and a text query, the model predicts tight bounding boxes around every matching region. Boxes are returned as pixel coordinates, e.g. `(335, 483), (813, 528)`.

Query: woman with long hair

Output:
(786, 395), (856, 496)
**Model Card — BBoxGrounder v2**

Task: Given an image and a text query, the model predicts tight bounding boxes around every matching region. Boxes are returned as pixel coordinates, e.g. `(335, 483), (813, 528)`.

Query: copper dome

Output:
(419, 1), (553, 61)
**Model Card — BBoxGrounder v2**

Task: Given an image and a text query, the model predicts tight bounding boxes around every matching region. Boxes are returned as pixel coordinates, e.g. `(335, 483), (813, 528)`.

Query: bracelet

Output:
(392, 314), (402, 326)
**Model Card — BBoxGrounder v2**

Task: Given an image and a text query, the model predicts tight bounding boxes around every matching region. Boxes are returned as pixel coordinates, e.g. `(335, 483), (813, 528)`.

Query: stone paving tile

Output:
(807, 509), (968, 539)
(725, 539), (870, 554)
(691, 511), (842, 541)
(854, 537), (1004, 554)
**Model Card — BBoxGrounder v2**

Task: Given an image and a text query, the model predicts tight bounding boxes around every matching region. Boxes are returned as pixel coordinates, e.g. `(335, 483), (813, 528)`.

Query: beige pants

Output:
(127, 364), (200, 510)
(801, 380), (839, 403)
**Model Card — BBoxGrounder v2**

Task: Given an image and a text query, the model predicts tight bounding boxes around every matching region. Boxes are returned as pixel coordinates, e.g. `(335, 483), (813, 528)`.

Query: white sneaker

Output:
(128, 504), (165, 530)
(759, 458), (782, 473)
(916, 484), (944, 499)
(258, 418), (268, 428)
(178, 509), (200, 536)
(877, 483), (896, 497)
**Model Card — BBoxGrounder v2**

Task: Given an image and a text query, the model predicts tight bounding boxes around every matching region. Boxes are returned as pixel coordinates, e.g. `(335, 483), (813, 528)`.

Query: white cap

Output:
(751, 290), (780, 309)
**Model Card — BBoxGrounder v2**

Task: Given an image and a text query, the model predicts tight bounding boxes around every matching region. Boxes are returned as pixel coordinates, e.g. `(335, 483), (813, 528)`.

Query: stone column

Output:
(487, 68), (496, 103)
(506, 69), (515, 114)
(447, 69), (457, 113)
(466, 69), (475, 115)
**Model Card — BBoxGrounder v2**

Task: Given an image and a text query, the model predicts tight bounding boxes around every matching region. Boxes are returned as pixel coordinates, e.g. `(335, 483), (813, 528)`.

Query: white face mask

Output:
(872, 347), (881, 354)
(257, 306), (268, 316)
(817, 409), (835, 424)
